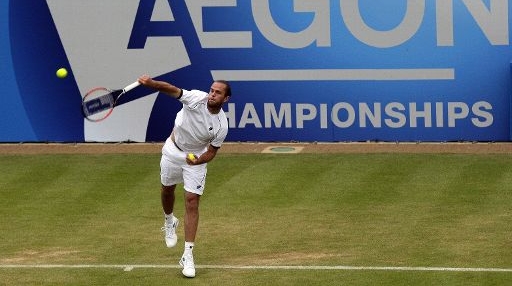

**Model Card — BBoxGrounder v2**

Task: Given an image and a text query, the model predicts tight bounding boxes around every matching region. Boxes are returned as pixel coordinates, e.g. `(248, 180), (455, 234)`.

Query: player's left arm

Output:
(187, 144), (220, 165)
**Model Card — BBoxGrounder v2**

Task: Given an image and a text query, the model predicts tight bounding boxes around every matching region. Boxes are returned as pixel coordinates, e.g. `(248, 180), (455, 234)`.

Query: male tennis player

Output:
(138, 74), (231, 278)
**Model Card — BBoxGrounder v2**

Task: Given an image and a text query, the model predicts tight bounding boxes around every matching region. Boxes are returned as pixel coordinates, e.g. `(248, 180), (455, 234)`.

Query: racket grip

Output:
(123, 81), (141, 93)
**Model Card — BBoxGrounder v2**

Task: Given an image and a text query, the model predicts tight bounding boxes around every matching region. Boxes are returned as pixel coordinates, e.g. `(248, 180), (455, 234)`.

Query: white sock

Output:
(164, 213), (174, 223)
(184, 242), (194, 255)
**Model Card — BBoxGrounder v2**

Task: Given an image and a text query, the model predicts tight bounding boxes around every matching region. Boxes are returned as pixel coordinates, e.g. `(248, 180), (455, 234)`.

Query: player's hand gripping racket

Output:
(81, 81), (140, 122)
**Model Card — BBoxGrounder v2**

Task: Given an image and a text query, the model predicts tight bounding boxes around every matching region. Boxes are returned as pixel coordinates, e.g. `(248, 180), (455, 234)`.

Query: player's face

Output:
(208, 82), (229, 109)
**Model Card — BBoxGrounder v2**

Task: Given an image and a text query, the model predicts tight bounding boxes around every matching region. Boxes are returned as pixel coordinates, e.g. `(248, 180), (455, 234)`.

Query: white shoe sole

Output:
(182, 269), (196, 278)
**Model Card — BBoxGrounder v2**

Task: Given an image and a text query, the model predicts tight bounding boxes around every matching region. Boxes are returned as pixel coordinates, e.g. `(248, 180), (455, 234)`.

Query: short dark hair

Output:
(215, 80), (231, 97)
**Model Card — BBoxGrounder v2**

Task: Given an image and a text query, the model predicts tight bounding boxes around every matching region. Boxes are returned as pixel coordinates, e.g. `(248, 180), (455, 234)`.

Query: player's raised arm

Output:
(138, 75), (183, 99)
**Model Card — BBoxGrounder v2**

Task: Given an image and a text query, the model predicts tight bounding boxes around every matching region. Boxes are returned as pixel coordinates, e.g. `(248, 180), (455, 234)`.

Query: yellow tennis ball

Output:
(187, 153), (196, 160)
(56, 68), (68, 78)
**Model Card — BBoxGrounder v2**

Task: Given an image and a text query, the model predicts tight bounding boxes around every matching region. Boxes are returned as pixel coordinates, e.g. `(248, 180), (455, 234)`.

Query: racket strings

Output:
(82, 89), (116, 121)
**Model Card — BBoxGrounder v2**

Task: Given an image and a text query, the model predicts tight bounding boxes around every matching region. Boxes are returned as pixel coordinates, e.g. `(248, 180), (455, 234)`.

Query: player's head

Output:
(208, 80), (231, 110)
(214, 80), (231, 98)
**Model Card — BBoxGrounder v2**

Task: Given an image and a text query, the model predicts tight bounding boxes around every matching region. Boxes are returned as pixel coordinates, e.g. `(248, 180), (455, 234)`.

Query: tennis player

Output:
(138, 75), (231, 278)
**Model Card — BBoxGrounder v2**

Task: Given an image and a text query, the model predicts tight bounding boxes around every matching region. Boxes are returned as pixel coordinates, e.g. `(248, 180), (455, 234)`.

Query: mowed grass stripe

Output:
(1, 153), (511, 285)
(202, 154), (512, 267)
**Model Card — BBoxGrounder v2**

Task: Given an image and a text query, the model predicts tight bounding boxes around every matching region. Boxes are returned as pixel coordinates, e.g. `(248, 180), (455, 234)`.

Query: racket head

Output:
(81, 87), (122, 122)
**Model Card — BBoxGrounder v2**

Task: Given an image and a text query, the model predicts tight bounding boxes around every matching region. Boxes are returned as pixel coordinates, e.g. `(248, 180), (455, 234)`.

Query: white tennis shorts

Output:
(160, 139), (207, 195)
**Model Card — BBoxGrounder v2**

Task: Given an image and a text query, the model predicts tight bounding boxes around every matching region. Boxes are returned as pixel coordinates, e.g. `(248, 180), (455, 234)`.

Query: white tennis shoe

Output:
(161, 216), (179, 248)
(179, 253), (196, 278)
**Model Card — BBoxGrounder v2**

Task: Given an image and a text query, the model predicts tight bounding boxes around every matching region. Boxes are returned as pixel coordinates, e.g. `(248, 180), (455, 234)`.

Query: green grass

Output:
(1, 153), (511, 285)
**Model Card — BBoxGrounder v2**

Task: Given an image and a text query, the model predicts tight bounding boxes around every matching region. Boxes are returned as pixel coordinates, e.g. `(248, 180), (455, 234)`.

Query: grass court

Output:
(1, 150), (511, 285)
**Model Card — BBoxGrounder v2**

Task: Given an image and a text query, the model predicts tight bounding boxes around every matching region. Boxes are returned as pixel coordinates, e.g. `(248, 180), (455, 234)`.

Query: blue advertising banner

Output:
(2, 0), (511, 142)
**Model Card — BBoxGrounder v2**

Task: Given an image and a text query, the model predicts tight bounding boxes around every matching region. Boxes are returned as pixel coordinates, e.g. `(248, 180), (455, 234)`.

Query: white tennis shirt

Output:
(172, 89), (229, 153)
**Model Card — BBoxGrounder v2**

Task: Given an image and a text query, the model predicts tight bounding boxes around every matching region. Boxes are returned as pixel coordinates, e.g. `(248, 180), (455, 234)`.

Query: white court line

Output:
(211, 69), (455, 81)
(1, 265), (511, 273)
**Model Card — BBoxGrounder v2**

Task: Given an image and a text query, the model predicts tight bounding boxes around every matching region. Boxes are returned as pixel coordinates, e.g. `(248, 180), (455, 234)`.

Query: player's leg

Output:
(184, 191), (200, 242)
(161, 184), (176, 215)
(160, 147), (183, 248)
(180, 191), (200, 278)
(180, 164), (206, 278)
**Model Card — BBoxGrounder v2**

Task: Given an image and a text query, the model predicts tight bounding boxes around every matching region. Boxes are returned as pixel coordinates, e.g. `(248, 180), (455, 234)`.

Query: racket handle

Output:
(123, 81), (141, 93)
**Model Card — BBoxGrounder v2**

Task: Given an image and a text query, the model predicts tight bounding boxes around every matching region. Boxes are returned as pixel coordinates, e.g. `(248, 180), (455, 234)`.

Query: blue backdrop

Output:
(2, 0), (511, 142)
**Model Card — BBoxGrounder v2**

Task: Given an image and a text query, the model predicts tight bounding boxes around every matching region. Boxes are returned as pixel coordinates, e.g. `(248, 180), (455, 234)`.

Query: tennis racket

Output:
(81, 81), (140, 122)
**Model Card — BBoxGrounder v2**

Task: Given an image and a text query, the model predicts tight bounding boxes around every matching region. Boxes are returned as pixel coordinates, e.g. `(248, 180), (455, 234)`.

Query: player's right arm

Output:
(138, 75), (182, 99)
